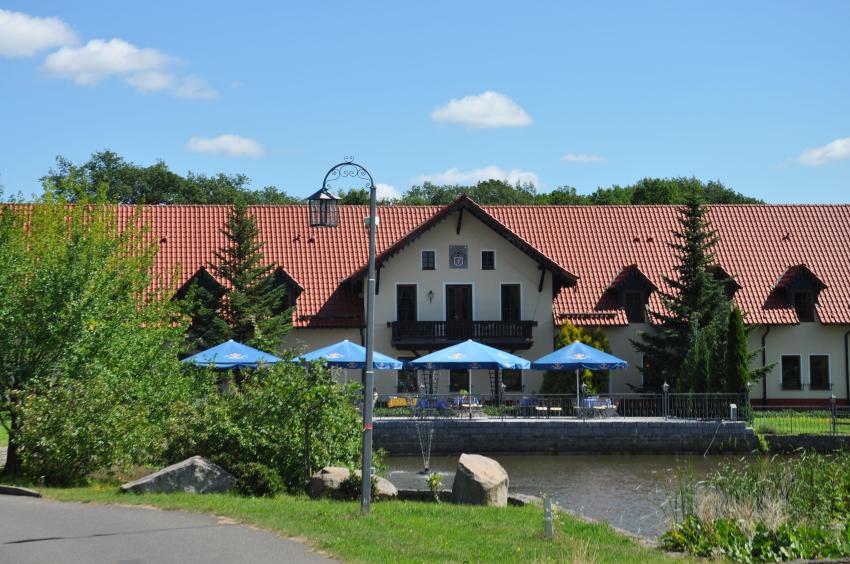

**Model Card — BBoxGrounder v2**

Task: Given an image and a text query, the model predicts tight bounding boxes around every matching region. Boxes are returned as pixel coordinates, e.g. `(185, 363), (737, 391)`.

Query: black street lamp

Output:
(307, 158), (378, 515)
(306, 187), (340, 228)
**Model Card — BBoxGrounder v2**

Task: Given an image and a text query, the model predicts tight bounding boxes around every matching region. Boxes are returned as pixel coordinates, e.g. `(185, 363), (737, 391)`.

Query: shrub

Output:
(233, 462), (284, 497)
(169, 362), (361, 493)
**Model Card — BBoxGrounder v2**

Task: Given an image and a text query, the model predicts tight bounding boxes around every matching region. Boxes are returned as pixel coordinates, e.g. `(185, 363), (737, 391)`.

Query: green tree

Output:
(41, 150), (300, 205)
(0, 197), (184, 478)
(540, 322), (612, 394)
(632, 192), (730, 391)
(197, 202), (291, 352)
(724, 306), (750, 393)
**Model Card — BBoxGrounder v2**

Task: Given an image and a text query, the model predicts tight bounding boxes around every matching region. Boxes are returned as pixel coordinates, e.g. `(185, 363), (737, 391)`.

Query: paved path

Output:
(0, 495), (332, 564)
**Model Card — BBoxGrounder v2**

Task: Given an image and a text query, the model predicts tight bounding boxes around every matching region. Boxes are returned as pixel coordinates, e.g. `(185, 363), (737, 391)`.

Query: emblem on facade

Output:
(449, 245), (468, 269)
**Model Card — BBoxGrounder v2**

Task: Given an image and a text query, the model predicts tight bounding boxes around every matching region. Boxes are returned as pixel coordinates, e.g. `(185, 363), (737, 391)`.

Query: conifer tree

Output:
(632, 192), (728, 391)
(183, 202), (291, 353)
(724, 306), (750, 393)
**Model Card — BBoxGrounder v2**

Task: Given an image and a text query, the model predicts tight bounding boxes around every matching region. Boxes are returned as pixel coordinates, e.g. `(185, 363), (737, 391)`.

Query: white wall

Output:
(368, 210), (556, 396)
(747, 323), (849, 404)
(603, 324), (649, 393)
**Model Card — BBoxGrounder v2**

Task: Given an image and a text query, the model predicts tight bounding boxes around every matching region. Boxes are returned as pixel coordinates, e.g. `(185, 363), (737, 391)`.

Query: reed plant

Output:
(661, 452), (850, 562)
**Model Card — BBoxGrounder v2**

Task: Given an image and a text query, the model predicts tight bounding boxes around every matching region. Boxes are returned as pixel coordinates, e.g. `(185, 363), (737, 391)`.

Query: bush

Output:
(169, 362), (362, 493)
(233, 462), (284, 497)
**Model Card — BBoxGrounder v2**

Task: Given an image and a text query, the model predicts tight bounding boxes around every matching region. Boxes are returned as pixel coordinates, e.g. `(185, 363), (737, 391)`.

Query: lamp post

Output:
(307, 159), (378, 515)
(662, 381), (670, 420)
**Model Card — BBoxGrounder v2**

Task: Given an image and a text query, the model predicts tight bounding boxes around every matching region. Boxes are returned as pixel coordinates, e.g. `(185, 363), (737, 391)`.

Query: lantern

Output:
(306, 187), (340, 227)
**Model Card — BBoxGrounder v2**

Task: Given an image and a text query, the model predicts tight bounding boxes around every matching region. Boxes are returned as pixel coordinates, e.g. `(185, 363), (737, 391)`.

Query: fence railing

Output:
(373, 392), (748, 421)
(750, 405), (850, 436)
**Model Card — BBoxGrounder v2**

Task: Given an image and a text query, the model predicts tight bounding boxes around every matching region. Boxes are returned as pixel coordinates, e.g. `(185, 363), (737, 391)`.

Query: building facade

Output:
(138, 197), (850, 405)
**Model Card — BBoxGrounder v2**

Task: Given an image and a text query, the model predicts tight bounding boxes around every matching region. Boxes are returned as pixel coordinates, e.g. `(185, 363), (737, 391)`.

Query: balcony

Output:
(389, 320), (537, 351)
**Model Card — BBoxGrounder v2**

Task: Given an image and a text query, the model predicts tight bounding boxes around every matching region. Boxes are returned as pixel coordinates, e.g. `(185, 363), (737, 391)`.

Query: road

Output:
(0, 494), (333, 563)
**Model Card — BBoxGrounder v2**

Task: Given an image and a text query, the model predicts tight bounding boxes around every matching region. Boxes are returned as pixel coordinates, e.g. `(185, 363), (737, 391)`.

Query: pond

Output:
(387, 454), (750, 537)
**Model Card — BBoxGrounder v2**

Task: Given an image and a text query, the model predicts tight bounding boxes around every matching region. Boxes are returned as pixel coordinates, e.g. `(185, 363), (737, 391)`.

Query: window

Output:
(481, 250), (495, 270)
(396, 285), (417, 321)
(421, 250), (435, 271)
(501, 284), (521, 321)
(793, 291), (815, 322)
(397, 359), (418, 393)
(502, 369), (522, 392)
(781, 355), (802, 390)
(809, 355), (830, 390)
(450, 369), (470, 392)
(624, 291), (645, 323)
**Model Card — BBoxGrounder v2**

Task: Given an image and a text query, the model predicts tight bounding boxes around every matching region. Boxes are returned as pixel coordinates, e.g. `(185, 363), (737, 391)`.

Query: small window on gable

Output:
(421, 250), (435, 271)
(793, 291), (815, 322)
(624, 291), (645, 323)
(481, 250), (495, 270)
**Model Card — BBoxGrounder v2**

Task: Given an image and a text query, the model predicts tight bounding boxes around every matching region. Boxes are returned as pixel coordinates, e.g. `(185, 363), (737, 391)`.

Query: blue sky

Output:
(1, 1), (849, 202)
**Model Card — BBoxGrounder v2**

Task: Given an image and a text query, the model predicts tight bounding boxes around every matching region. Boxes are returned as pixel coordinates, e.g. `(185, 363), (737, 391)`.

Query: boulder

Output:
(307, 467), (398, 500)
(120, 456), (236, 494)
(451, 453), (509, 507)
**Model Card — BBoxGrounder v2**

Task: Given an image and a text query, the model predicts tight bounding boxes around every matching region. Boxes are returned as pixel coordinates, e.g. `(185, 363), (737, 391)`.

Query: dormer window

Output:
(708, 265), (741, 299)
(773, 264), (825, 323)
(624, 291), (646, 323)
(607, 265), (656, 324)
(793, 291), (815, 322)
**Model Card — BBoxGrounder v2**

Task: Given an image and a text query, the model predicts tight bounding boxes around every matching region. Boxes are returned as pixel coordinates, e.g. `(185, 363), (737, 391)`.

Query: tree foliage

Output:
(540, 322), (612, 394)
(631, 193), (757, 393)
(181, 202), (291, 353)
(38, 151), (762, 206)
(41, 150), (300, 204)
(0, 197), (185, 478)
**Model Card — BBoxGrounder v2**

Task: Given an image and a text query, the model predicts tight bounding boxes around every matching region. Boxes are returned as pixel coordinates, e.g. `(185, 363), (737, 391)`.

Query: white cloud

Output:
(415, 166), (540, 187)
(42, 38), (170, 85)
(561, 153), (608, 163)
(172, 75), (218, 99)
(187, 134), (265, 158)
(125, 70), (173, 92)
(798, 136), (850, 166)
(375, 183), (401, 201)
(0, 9), (78, 57)
(431, 91), (532, 128)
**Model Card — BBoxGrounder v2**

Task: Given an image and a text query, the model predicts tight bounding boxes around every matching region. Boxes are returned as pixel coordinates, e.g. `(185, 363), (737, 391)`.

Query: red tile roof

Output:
(123, 200), (850, 327)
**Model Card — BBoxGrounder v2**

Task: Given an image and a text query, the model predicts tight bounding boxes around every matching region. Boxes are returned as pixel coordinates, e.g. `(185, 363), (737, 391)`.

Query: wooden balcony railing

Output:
(389, 320), (537, 350)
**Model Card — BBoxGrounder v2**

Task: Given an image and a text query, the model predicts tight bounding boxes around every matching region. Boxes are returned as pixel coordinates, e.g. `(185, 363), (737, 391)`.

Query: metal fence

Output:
(373, 392), (748, 421)
(750, 405), (850, 436)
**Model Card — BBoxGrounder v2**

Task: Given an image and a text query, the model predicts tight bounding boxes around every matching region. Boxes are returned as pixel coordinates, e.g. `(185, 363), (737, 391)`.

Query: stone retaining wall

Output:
(374, 418), (760, 455)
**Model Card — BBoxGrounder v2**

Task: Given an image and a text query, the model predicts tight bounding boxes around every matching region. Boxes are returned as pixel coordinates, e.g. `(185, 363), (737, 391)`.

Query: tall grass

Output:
(662, 452), (850, 562)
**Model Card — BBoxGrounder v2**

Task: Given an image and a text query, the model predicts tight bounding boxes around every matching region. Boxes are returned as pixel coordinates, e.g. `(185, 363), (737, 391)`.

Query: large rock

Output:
(120, 456), (236, 494)
(307, 467), (398, 500)
(451, 453), (509, 507)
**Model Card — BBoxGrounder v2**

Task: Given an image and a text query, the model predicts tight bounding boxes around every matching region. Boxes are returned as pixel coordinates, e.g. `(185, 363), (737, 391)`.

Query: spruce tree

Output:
(206, 202), (291, 351)
(632, 191), (728, 391)
(179, 280), (230, 353)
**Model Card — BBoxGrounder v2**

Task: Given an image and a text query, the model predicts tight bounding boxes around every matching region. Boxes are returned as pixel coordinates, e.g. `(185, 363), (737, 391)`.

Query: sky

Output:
(1, 1), (849, 203)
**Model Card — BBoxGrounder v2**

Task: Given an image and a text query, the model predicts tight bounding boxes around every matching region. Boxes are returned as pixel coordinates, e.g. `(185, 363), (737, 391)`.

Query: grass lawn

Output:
(752, 410), (850, 436)
(0, 411), (8, 447)
(42, 486), (681, 563)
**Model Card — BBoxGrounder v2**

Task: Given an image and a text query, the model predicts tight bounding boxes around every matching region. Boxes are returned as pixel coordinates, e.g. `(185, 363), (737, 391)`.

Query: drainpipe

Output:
(761, 326), (771, 407)
(844, 329), (850, 405)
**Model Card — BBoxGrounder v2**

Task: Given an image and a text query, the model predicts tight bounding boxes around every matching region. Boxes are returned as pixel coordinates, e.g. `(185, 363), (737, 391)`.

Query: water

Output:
(387, 454), (744, 537)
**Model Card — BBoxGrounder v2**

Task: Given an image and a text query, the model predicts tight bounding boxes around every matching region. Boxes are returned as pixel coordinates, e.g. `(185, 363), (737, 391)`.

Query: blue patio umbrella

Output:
(410, 339), (531, 370)
(181, 339), (283, 369)
(532, 341), (627, 402)
(292, 340), (403, 370)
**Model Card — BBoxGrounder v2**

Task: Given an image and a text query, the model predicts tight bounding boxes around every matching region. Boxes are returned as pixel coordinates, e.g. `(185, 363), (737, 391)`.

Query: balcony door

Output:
(445, 284), (473, 321)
